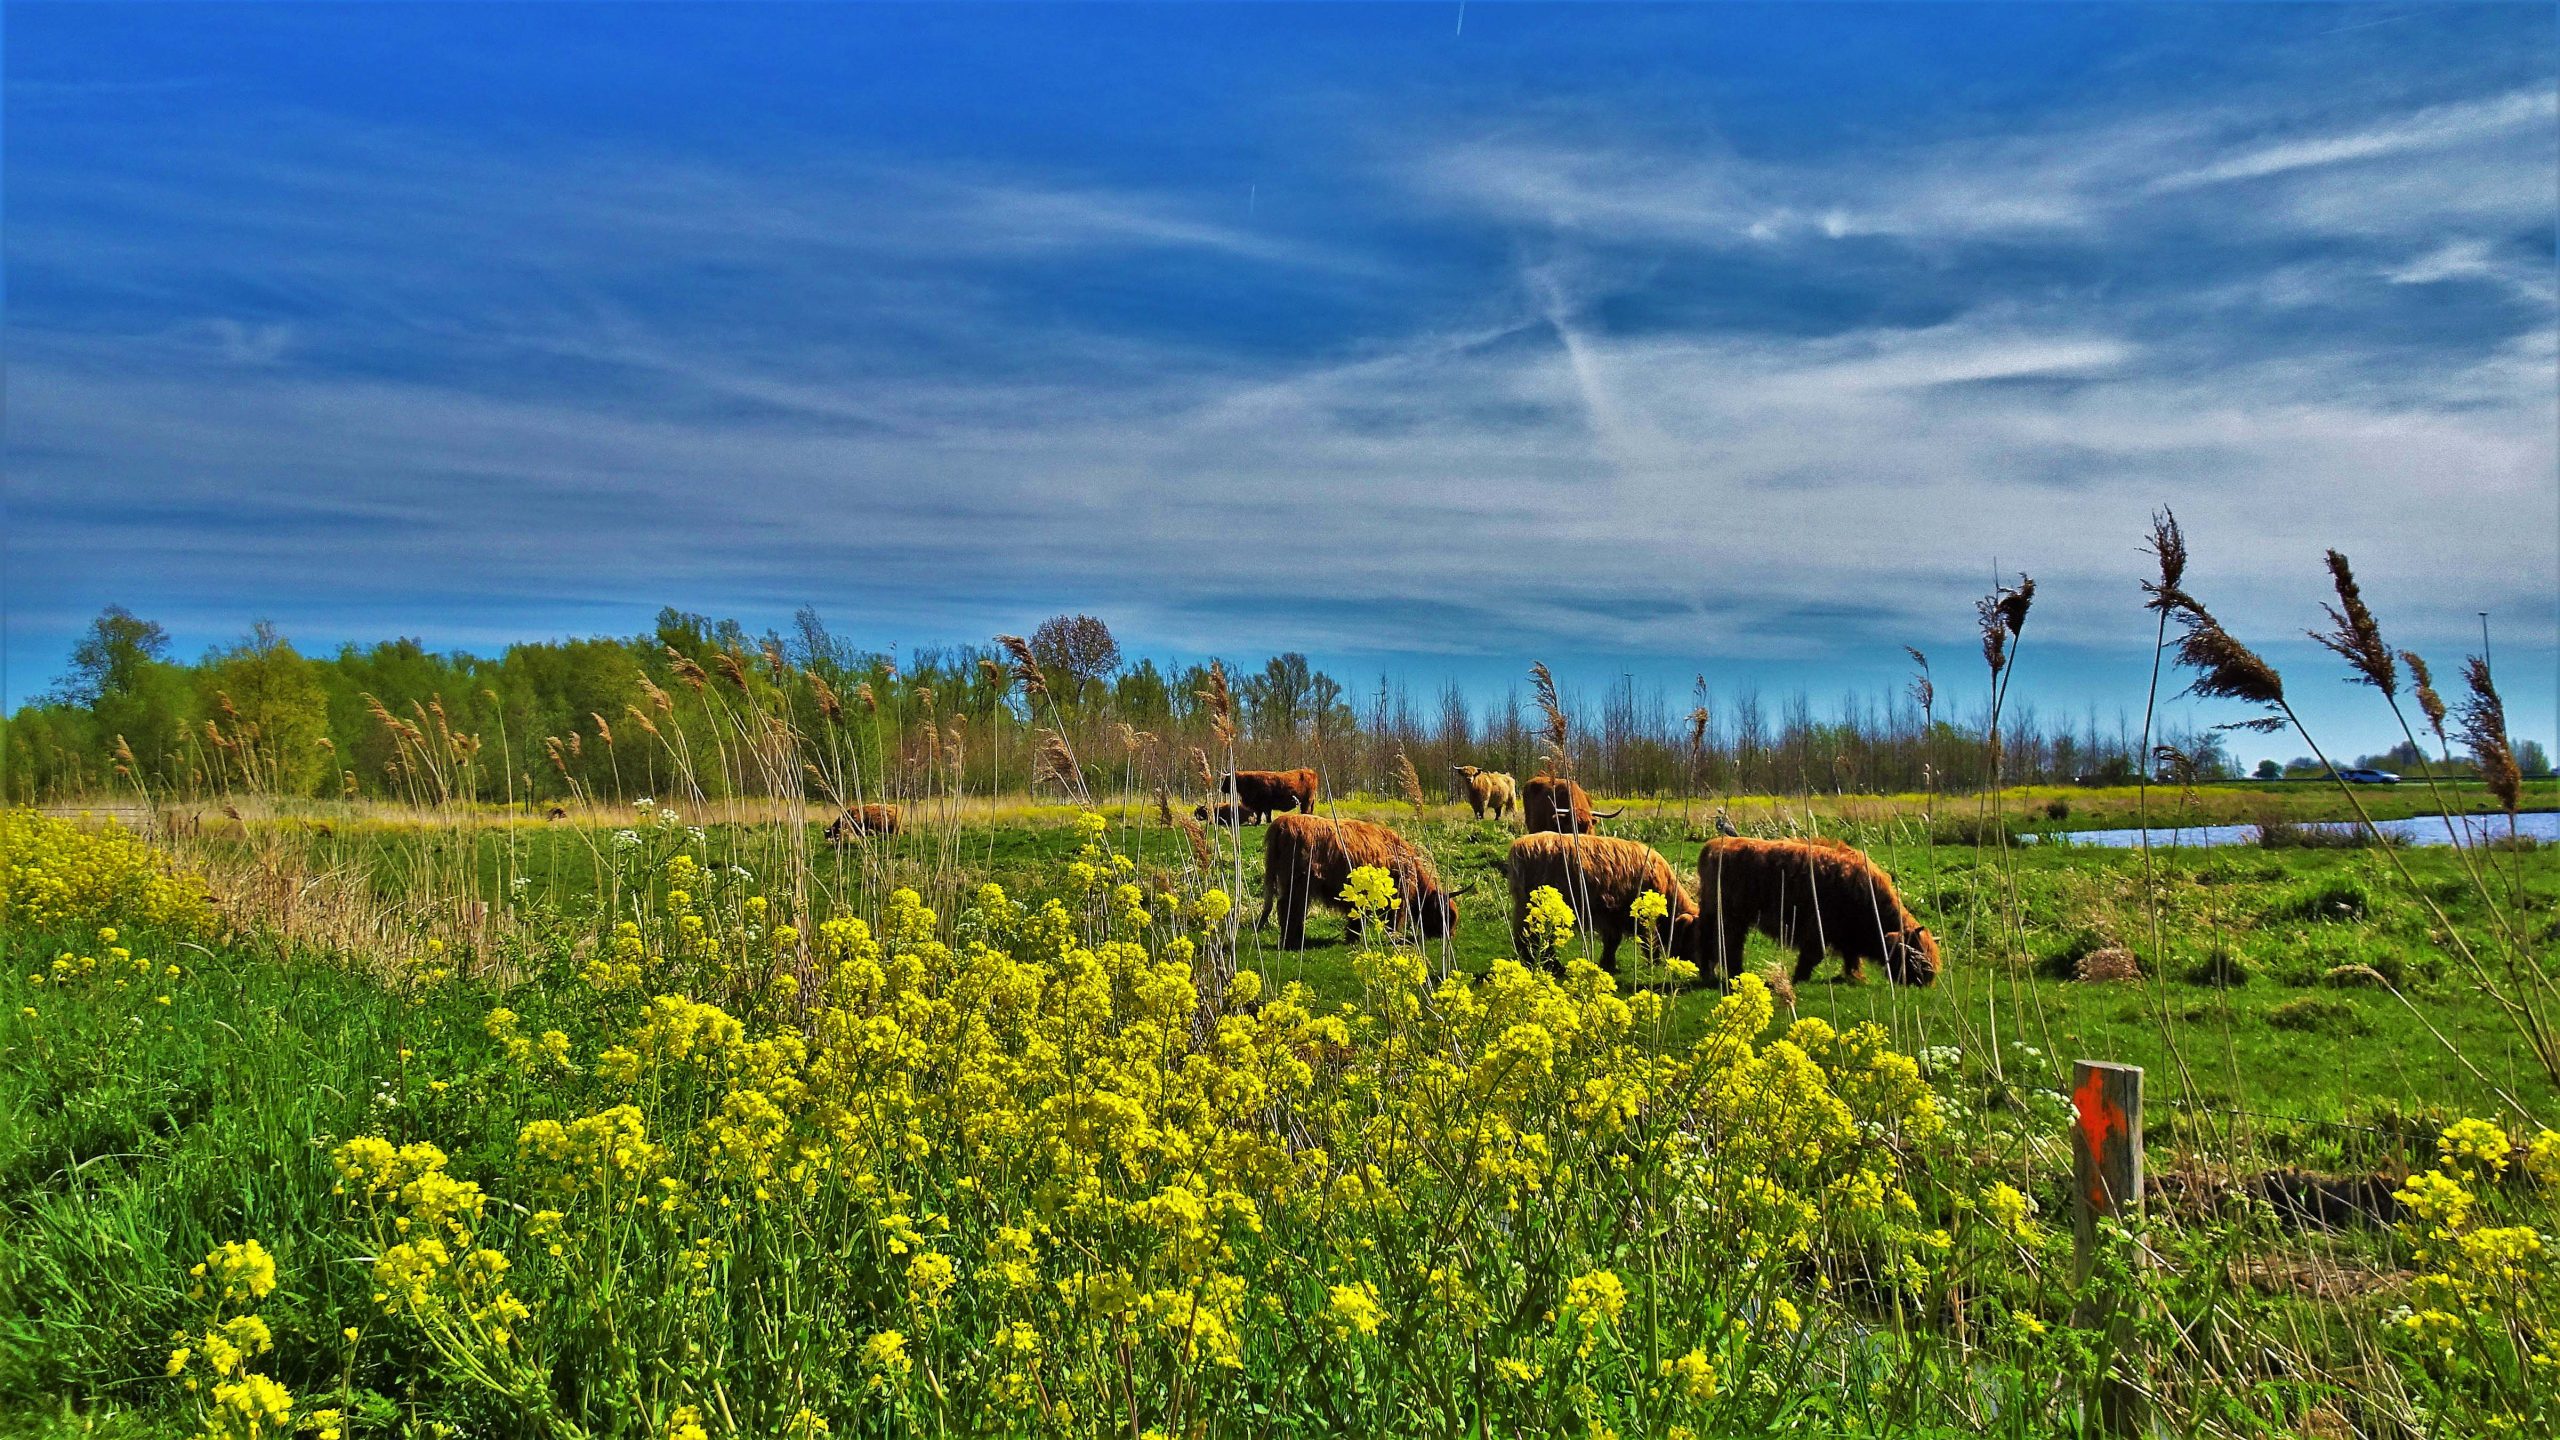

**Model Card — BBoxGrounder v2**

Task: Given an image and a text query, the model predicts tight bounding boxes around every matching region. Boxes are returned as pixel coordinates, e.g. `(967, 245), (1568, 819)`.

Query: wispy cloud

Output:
(4, 8), (2551, 745)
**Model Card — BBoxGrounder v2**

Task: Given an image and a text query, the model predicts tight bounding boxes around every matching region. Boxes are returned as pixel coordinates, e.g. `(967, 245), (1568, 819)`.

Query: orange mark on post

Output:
(2074, 1068), (2128, 1212)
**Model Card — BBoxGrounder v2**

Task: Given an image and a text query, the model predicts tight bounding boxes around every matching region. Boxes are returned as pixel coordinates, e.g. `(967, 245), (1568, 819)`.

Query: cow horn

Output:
(1591, 806), (1625, 819)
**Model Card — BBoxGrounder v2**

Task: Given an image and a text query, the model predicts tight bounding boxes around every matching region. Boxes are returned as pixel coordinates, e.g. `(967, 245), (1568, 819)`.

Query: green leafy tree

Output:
(202, 622), (332, 796)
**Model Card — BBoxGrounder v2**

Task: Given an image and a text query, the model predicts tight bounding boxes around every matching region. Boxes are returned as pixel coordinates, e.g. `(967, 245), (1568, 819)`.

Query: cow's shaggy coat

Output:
(1521, 776), (1622, 835)
(1193, 801), (1260, 827)
(824, 804), (902, 842)
(1451, 765), (1520, 822)
(1506, 832), (1697, 972)
(1258, 813), (1456, 950)
(1693, 837), (1940, 986)
(1220, 768), (1320, 823)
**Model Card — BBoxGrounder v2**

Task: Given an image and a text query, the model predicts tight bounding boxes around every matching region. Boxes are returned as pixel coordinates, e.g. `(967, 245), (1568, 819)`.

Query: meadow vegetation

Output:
(4, 527), (2555, 1436)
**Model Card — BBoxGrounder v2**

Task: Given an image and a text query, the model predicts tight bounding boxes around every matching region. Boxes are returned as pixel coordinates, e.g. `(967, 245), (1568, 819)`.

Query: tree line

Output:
(5, 604), (2277, 809)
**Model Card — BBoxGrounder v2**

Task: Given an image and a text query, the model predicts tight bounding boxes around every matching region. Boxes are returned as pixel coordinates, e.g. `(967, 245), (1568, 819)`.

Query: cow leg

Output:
(1792, 931), (1825, 984)
(1279, 874), (1309, 951)
(1598, 930), (1622, 973)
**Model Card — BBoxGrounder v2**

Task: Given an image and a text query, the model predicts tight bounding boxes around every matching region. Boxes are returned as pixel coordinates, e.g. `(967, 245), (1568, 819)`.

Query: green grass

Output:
(188, 806), (2559, 1146)
(12, 804), (2554, 1433)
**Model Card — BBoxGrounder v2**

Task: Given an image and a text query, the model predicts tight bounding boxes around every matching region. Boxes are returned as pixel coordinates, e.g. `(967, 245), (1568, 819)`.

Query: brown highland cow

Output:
(1451, 765), (1520, 822)
(1219, 768), (1319, 823)
(1522, 775), (1622, 835)
(1694, 837), (1939, 986)
(824, 804), (902, 843)
(1194, 800), (1260, 827)
(1258, 813), (1457, 950)
(1507, 832), (1697, 972)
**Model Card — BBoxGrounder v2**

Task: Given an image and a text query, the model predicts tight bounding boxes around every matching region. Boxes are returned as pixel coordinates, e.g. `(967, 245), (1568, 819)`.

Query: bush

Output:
(2279, 880), (2371, 923)
(2268, 995), (2367, 1034)
(2182, 949), (2251, 988)
(0, 808), (216, 937)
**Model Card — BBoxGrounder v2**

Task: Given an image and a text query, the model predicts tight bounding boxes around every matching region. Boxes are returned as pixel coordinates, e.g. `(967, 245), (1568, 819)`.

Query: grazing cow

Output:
(1451, 765), (1520, 822)
(1521, 776), (1622, 835)
(1693, 837), (1939, 986)
(1220, 768), (1319, 823)
(1506, 832), (1697, 973)
(1194, 801), (1260, 827)
(824, 804), (903, 843)
(1258, 813), (1457, 950)
(548, 806), (569, 821)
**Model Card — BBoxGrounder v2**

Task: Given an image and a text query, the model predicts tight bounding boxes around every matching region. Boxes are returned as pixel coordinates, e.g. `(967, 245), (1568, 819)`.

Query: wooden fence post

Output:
(2071, 1059), (2145, 1434)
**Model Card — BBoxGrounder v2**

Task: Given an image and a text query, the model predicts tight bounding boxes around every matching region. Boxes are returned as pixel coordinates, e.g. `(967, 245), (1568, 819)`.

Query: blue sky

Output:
(6, 2), (2555, 759)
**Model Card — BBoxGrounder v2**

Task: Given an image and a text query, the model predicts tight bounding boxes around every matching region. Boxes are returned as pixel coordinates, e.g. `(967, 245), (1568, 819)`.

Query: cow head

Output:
(1884, 927), (1941, 986)
(1415, 888), (1458, 940)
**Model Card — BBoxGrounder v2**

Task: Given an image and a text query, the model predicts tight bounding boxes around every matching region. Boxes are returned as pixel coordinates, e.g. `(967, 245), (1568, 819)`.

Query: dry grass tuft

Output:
(1757, 964), (1797, 1011)
(2075, 946), (2143, 983)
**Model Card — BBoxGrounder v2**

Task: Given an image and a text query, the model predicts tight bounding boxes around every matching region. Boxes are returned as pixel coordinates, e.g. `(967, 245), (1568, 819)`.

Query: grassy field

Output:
(175, 800), (2558, 1139)
(5, 797), (2556, 1436)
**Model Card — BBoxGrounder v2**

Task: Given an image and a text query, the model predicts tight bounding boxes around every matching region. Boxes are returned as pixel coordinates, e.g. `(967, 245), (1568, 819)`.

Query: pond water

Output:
(2029, 810), (2558, 849)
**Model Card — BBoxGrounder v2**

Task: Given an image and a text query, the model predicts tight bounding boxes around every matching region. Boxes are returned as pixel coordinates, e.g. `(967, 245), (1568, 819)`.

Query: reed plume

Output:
(666, 648), (709, 692)
(1997, 574), (2036, 638)
(2142, 508), (2190, 614)
(1395, 749), (1426, 819)
(623, 704), (661, 740)
(1529, 661), (1569, 773)
(1031, 729), (1081, 794)
(1196, 661), (1236, 747)
(855, 682), (878, 714)
(1188, 746), (1216, 792)
(995, 634), (1048, 701)
(2171, 598), (2287, 730)
(713, 652), (752, 693)
(1161, 787), (1217, 871)
(1903, 647), (1933, 714)
(2458, 657), (2521, 818)
(2309, 550), (2397, 697)
(2404, 651), (2450, 747)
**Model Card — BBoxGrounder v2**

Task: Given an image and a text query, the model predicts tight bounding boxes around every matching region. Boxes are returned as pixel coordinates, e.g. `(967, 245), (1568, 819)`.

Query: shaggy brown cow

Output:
(547, 806), (568, 821)
(1451, 765), (1520, 822)
(824, 804), (903, 843)
(1219, 768), (1319, 823)
(1194, 801), (1260, 827)
(1521, 775), (1622, 835)
(1506, 832), (1696, 972)
(1258, 813), (1457, 950)
(1693, 837), (1939, 986)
